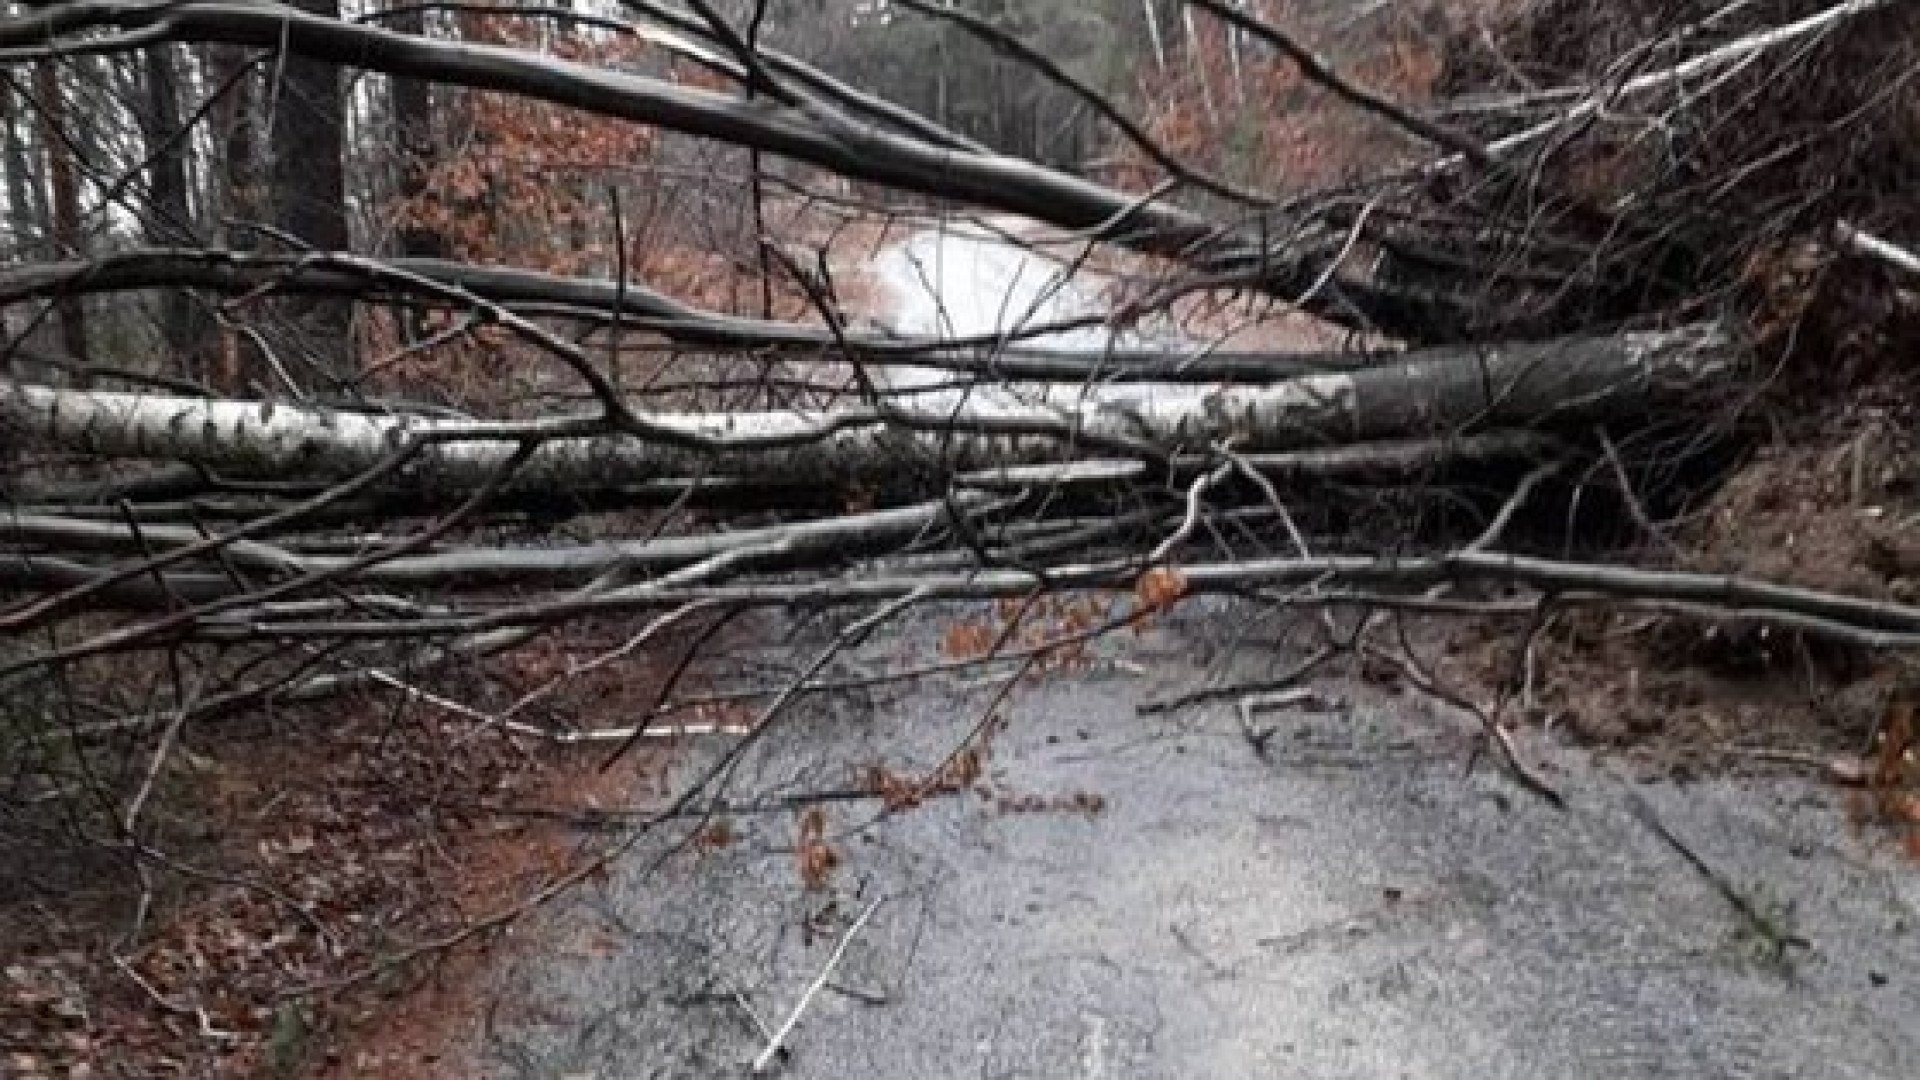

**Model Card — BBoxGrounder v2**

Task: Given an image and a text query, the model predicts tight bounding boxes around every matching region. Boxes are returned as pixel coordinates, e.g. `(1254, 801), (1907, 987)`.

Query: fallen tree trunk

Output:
(0, 433), (1567, 600)
(0, 324), (1737, 492)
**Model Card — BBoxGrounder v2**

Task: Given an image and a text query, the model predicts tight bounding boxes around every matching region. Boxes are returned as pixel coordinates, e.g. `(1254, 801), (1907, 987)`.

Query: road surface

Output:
(478, 603), (1920, 1078)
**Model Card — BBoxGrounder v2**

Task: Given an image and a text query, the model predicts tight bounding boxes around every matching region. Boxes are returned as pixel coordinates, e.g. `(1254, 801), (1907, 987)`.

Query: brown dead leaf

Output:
(796, 807), (838, 891)
(1134, 566), (1188, 616)
(941, 620), (995, 659)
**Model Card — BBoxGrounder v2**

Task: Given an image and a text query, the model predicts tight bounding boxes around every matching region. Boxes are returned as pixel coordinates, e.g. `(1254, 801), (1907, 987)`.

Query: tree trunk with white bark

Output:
(0, 326), (1734, 493)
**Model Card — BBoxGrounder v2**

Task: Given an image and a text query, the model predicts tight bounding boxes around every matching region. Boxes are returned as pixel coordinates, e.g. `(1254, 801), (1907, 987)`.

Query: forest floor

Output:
(1, 618), (735, 1076)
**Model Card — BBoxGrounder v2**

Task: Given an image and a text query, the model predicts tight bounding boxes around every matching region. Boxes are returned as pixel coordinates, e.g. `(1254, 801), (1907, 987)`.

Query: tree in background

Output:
(387, 2), (446, 262)
(266, 0), (353, 381)
(136, 45), (210, 371)
(32, 60), (87, 363)
(796, 0), (1142, 170)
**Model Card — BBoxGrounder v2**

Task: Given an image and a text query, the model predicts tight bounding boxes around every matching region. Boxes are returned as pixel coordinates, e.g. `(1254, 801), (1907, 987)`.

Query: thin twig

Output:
(1139, 644), (1337, 715)
(120, 668), (206, 838)
(1363, 640), (1564, 807)
(752, 896), (885, 1073)
(1623, 790), (1810, 961)
(1597, 428), (1685, 558)
(1835, 220), (1920, 279)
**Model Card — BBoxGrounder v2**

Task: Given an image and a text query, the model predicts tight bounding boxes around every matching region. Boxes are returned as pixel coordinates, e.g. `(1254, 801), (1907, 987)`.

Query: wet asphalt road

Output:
(478, 605), (1920, 1079)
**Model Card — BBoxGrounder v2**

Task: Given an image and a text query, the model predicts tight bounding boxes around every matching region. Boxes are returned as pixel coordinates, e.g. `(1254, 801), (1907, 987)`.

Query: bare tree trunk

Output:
(388, 3), (444, 261)
(138, 48), (196, 246)
(1141, 0), (1169, 73)
(1226, 0), (1246, 105)
(33, 62), (88, 365)
(0, 325), (1735, 492)
(1180, 5), (1218, 128)
(205, 42), (261, 392)
(207, 44), (260, 230)
(267, 1), (349, 253)
(1, 84), (38, 254)
(267, 0), (353, 381)
(137, 46), (209, 372)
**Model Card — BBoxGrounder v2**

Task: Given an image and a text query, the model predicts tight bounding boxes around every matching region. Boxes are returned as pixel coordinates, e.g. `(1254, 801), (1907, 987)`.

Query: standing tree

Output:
(31, 58), (87, 362)
(265, 0), (353, 381)
(136, 44), (207, 368)
(387, 2), (445, 261)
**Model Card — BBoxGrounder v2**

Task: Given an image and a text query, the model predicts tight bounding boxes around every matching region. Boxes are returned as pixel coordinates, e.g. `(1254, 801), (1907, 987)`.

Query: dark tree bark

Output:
(266, 0), (353, 379)
(137, 48), (195, 245)
(136, 45), (209, 371)
(206, 43), (260, 229)
(267, 0), (349, 254)
(388, 3), (446, 261)
(1, 83), (39, 254)
(201, 43), (264, 392)
(32, 61), (87, 364)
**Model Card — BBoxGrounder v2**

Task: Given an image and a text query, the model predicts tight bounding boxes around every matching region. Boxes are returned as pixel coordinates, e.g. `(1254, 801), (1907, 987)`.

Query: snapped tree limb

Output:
(188, 548), (1920, 650)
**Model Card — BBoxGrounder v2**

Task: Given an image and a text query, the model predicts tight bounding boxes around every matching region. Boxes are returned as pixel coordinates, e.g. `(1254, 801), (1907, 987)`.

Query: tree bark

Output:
(0, 494), (997, 592)
(266, 0), (353, 379)
(203, 41), (262, 392)
(388, 2), (445, 261)
(136, 45), (210, 371)
(206, 43), (261, 230)
(0, 324), (1736, 492)
(32, 61), (88, 364)
(2, 83), (40, 254)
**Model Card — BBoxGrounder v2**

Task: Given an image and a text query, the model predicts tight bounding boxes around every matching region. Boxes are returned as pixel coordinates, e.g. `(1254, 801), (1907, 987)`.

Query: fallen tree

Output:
(0, 0), (1907, 759)
(1, 2), (1915, 1070)
(0, 324), (1734, 490)
(0, 248), (1438, 382)
(0, 0), (1910, 769)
